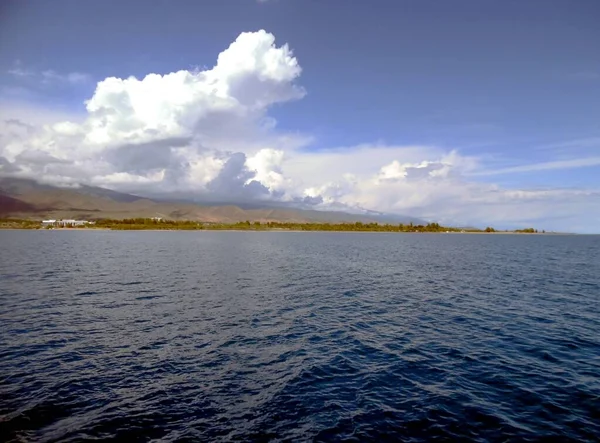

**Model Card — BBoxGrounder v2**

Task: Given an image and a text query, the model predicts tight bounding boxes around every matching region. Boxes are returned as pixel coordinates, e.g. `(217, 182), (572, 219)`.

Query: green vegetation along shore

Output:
(0, 218), (545, 233)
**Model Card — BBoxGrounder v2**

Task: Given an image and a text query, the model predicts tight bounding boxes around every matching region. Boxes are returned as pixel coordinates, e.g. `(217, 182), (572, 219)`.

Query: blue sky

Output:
(0, 0), (599, 232)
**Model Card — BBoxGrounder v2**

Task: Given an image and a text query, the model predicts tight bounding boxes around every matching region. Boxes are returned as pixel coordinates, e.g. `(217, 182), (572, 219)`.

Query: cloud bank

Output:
(1, 30), (599, 232)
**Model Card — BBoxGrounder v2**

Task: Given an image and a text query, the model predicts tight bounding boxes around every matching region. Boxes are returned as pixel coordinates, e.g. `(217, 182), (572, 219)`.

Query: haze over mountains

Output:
(0, 177), (426, 225)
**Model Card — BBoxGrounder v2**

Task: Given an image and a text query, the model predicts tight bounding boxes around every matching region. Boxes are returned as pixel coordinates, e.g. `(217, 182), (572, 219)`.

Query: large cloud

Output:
(1, 30), (305, 192)
(1, 30), (599, 232)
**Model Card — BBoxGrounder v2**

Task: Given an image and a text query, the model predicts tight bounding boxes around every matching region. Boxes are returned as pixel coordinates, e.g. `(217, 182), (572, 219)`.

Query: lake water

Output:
(1, 231), (599, 442)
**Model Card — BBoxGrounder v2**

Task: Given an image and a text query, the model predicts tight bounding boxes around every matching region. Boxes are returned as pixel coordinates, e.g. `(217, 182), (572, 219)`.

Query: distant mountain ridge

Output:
(0, 177), (426, 225)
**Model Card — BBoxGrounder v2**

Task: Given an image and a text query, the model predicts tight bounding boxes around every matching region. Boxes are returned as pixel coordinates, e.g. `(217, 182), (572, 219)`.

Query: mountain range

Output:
(0, 177), (426, 225)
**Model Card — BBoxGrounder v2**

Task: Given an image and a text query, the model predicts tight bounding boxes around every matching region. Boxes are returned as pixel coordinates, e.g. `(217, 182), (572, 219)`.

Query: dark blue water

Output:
(1, 231), (599, 442)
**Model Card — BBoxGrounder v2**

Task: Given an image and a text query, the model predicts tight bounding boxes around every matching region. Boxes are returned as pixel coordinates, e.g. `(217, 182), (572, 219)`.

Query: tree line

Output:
(0, 217), (543, 233)
(94, 219), (472, 232)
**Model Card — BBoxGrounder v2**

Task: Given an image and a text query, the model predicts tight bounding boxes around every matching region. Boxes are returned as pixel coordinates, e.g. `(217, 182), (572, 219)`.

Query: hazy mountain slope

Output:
(0, 177), (426, 224)
(76, 184), (147, 203)
(0, 193), (38, 215)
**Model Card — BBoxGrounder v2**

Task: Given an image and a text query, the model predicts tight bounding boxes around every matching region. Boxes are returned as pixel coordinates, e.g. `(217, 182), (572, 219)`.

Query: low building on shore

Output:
(42, 219), (93, 227)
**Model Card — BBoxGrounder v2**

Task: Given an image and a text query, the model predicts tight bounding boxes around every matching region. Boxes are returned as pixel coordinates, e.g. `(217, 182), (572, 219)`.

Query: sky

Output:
(0, 0), (599, 232)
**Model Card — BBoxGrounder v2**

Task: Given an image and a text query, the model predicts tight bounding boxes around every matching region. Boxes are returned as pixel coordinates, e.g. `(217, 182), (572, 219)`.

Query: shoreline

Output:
(0, 228), (577, 235)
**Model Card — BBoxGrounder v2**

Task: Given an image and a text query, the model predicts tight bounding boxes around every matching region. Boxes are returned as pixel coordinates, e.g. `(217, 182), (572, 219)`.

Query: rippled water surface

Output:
(1, 231), (599, 442)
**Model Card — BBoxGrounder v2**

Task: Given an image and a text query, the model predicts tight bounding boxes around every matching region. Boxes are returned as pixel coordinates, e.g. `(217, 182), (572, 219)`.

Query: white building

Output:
(42, 219), (92, 227)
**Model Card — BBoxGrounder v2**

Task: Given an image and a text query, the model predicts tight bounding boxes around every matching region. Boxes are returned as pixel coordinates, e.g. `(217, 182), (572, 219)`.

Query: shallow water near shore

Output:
(1, 230), (599, 441)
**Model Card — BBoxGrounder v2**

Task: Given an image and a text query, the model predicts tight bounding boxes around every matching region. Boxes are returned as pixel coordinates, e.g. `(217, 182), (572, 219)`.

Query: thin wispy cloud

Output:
(41, 70), (90, 84)
(7, 67), (34, 78)
(533, 137), (600, 152)
(471, 157), (600, 176)
(6, 60), (34, 78)
(7, 61), (90, 85)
